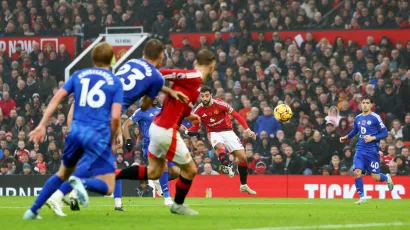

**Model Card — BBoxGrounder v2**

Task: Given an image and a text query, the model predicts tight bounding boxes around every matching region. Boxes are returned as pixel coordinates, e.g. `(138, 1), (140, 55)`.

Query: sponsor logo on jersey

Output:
(149, 113), (154, 117)
(210, 118), (215, 122)
(202, 114), (207, 117)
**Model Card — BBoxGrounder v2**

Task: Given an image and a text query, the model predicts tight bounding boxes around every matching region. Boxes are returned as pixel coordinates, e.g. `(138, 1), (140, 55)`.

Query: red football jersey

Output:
(153, 69), (203, 129)
(193, 98), (234, 132)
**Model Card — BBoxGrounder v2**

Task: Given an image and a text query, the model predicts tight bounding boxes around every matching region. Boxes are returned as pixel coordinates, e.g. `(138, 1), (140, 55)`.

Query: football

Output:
(273, 104), (293, 122)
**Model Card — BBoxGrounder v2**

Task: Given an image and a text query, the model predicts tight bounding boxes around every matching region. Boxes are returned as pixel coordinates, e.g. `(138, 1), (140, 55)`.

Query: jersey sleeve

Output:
(216, 100), (233, 114)
(130, 108), (142, 123)
(62, 75), (75, 94)
(113, 78), (124, 104)
(373, 114), (388, 140)
(146, 74), (164, 99)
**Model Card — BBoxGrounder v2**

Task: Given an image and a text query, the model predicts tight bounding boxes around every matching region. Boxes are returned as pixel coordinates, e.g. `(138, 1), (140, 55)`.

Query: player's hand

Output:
(364, 135), (376, 143)
(116, 134), (123, 148)
(246, 129), (256, 140)
(170, 90), (189, 103)
(29, 126), (46, 144)
(339, 136), (348, 143)
(125, 139), (133, 152)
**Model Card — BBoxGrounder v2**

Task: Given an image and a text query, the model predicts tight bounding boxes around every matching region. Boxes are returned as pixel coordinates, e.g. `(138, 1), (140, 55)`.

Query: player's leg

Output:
(168, 131), (198, 215)
(210, 132), (233, 175)
(232, 149), (257, 195)
(113, 162), (124, 211)
(23, 131), (82, 219)
(159, 161), (180, 206)
(368, 154), (394, 191)
(352, 153), (366, 204)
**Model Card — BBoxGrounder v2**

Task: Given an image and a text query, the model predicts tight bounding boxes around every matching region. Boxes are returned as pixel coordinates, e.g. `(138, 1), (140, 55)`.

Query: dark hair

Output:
(200, 86), (212, 94)
(91, 42), (113, 67)
(196, 49), (215, 66)
(361, 94), (374, 103)
(143, 39), (164, 60)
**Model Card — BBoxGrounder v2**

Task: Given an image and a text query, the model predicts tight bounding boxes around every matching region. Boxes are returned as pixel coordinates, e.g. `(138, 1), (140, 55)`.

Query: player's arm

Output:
(226, 105), (256, 139)
(162, 86), (189, 104)
(340, 117), (358, 143)
(159, 69), (189, 103)
(67, 103), (74, 129)
(365, 116), (388, 143)
(123, 109), (140, 152)
(29, 88), (68, 143)
(110, 103), (122, 144)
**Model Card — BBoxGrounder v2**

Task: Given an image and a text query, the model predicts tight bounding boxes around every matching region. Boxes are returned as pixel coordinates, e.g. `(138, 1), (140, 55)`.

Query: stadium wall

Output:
(170, 30), (410, 49)
(0, 175), (408, 199)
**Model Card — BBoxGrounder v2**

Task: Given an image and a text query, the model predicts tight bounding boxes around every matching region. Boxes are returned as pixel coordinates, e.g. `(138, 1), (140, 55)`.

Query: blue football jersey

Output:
(348, 112), (387, 151)
(62, 67), (123, 125)
(115, 59), (164, 112)
(129, 107), (161, 149)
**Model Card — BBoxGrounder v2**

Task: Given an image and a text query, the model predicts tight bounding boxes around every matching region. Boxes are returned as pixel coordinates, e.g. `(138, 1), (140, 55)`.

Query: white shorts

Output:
(148, 123), (192, 165)
(209, 130), (244, 152)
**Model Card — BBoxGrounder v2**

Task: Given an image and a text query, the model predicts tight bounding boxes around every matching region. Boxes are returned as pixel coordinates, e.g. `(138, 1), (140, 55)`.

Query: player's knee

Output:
(215, 144), (225, 151)
(106, 187), (114, 196)
(169, 167), (180, 179)
(372, 174), (380, 181)
(149, 169), (162, 180)
(353, 169), (362, 178)
(235, 150), (247, 163)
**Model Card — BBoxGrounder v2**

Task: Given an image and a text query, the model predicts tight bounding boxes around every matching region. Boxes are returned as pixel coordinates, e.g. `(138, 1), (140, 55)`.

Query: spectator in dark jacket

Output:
(403, 114), (410, 141)
(47, 151), (61, 174)
(268, 154), (285, 174)
(307, 131), (330, 167)
(152, 12), (172, 39)
(284, 146), (303, 174)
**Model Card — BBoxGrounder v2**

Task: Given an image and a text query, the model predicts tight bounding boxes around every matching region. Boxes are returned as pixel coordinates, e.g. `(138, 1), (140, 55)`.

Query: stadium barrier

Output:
(0, 36), (77, 58)
(170, 30), (410, 49)
(0, 175), (408, 199)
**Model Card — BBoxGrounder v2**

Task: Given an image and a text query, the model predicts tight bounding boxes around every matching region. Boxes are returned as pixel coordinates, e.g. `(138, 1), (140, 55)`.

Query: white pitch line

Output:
(235, 222), (406, 230)
(0, 202), (346, 209)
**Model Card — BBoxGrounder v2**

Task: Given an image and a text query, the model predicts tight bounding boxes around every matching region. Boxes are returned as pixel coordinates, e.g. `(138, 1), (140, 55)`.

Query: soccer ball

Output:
(273, 104), (293, 122)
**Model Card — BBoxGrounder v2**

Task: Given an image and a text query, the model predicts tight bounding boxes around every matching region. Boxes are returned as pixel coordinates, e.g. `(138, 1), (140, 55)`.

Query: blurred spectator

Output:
(201, 163), (220, 175)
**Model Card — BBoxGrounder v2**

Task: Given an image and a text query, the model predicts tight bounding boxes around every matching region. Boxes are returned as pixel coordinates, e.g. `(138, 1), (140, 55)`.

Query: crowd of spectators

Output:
(0, 0), (410, 177)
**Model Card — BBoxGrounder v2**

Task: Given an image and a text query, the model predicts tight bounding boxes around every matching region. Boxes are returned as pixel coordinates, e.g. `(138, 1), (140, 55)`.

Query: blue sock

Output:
(379, 173), (388, 182)
(30, 175), (63, 214)
(355, 177), (364, 198)
(114, 180), (122, 198)
(81, 178), (109, 195)
(60, 182), (73, 196)
(159, 171), (170, 198)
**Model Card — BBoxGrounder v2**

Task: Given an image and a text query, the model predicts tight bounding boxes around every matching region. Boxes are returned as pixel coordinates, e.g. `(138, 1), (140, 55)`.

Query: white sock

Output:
(50, 190), (64, 201)
(115, 198), (122, 208)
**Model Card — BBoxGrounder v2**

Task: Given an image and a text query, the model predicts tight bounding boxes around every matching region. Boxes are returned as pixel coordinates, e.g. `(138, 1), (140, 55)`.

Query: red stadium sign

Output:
(168, 175), (409, 199)
(0, 36), (76, 58)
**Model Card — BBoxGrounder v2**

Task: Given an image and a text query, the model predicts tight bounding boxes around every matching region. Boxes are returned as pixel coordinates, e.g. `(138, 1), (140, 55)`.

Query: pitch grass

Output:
(1, 197), (410, 230)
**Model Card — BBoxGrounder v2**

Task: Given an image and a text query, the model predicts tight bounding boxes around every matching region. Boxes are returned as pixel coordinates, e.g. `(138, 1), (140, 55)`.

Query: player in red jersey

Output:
(116, 49), (216, 215)
(185, 86), (257, 195)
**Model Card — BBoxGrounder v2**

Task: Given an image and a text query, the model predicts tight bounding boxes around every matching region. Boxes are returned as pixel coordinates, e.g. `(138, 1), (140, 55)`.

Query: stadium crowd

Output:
(0, 0), (410, 177)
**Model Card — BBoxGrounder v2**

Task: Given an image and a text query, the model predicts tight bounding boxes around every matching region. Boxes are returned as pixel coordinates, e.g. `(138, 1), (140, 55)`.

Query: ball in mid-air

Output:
(273, 104), (293, 122)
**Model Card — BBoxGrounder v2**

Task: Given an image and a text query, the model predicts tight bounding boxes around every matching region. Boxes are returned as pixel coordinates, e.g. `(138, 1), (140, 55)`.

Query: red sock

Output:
(174, 176), (192, 205)
(217, 148), (229, 165)
(115, 165), (147, 180)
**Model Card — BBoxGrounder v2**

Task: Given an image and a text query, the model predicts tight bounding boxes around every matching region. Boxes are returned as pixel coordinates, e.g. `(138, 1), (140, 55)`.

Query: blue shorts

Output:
(143, 146), (176, 168)
(62, 122), (115, 176)
(353, 150), (380, 174)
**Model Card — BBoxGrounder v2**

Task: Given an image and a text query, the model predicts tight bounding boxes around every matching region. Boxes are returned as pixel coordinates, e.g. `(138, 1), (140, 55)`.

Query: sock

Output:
(115, 165), (147, 180)
(217, 148), (229, 165)
(30, 175), (63, 214)
(59, 182), (74, 196)
(81, 178), (109, 195)
(114, 198), (122, 208)
(159, 171), (170, 198)
(379, 173), (388, 182)
(114, 180), (122, 198)
(238, 162), (248, 185)
(49, 189), (64, 203)
(355, 177), (365, 198)
(174, 176), (192, 205)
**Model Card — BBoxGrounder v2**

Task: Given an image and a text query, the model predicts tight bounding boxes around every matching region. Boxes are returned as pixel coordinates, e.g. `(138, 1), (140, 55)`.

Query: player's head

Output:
(360, 94), (373, 113)
(152, 96), (159, 107)
(91, 42), (113, 68)
(200, 86), (213, 106)
(195, 49), (216, 76)
(143, 39), (165, 67)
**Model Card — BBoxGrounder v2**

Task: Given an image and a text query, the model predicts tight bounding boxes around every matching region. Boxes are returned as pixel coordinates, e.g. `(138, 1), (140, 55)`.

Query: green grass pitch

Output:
(2, 197), (410, 230)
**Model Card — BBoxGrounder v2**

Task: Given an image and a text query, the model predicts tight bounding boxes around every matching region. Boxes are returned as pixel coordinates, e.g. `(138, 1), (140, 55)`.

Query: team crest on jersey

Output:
(361, 120), (366, 125)
(367, 120), (371, 125)
(214, 110), (219, 114)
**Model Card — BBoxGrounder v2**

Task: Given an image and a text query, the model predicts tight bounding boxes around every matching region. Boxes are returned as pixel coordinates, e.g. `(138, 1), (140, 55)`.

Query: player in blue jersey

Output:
(123, 98), (180, 206)
(23, 42), (123, 219)
(340, 95), (394, 204)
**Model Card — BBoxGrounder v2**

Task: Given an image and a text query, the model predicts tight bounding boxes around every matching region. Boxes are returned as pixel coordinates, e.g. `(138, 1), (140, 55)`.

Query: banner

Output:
(170, 30), (410, 49)
(1, 175), (408, 199)
(105, 35), (141, 64)
(0, 36), (77, 59)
